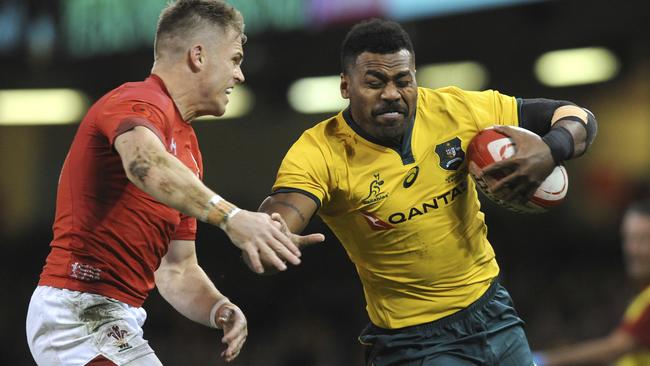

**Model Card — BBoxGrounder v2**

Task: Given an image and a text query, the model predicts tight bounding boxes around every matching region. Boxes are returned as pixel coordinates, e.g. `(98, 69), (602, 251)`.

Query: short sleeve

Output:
(96, 99), (168, 147)
(462, 89), (519, 130)
(172, 214), (197, 241)
(619, 287), (650, 347)
(272, 131), (332, 208)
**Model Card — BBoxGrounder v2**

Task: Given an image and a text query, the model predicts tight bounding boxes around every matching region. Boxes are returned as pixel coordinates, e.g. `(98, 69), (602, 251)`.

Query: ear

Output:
(340, 72), (350, 99)
(188, 44), (205, 72)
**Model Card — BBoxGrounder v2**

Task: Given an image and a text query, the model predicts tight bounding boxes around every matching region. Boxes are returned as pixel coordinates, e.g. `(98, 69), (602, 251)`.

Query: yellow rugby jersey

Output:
(273, 86), (519, 329)
(616, 286), (650, 366)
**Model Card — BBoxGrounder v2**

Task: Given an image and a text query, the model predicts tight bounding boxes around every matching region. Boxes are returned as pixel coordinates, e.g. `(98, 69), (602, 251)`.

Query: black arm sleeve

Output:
(517, 98), (575, 135)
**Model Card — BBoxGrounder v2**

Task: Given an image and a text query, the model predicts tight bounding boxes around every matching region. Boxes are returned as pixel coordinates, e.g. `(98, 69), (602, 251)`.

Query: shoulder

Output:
(295, 114), (346, 147)
(103, 78), (174, 115)
(626, 286), (650, 316)
(632, 286), (650, 306)
(418, 86), (511, 103)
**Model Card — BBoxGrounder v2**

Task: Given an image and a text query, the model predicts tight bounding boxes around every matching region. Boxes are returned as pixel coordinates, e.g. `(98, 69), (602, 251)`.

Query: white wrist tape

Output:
(208, 297), (231, 329)
(219, 207), (241, 230)
(208, 194), (223, 206)
(202, 195), (224, 223)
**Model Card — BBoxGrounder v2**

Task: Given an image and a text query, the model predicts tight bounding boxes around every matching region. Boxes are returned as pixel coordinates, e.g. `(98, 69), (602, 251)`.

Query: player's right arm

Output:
(260, 193), (319, 238)
(113, 125), (301, 273)
(534, 329), (639, 366)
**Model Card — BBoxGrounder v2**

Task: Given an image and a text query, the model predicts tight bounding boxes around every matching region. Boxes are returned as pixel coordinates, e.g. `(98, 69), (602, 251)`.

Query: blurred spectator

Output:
(534, 198), (650, 366)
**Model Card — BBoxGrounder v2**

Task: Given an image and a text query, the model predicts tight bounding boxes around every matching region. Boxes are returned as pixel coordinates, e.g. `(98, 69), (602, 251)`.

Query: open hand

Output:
(223, 210), (302, 274)
(215, 302), (247, 362)
(241, 213), (324, 275)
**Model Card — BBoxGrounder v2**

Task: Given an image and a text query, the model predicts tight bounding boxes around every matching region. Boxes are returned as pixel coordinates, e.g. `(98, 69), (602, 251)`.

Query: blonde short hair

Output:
(154, 0), (246, 57)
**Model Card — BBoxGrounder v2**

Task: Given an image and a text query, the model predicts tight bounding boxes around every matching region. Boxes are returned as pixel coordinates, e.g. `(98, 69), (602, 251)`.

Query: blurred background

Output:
(1, 0), (649, 364)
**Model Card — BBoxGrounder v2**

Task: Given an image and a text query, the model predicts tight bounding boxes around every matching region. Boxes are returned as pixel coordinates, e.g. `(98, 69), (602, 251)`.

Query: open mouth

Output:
(225, 87), (233, 95)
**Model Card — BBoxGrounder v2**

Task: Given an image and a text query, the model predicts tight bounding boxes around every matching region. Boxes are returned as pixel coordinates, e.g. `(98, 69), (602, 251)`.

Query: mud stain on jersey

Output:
(325, 118), (356, 158)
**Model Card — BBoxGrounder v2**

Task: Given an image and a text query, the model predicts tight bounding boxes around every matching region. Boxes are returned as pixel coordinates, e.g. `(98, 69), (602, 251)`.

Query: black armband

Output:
(542, 127), (574, 164)
(554, 109), (598, 157)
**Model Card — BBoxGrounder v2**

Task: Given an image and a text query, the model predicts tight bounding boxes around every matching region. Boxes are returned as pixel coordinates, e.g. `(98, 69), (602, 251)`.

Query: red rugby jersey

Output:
(619, 285), (650, 348)
(39, 75), (202, 307)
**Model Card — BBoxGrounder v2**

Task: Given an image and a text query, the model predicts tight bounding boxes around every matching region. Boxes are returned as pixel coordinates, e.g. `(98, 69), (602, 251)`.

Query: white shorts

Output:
(26, 286), (161, 366)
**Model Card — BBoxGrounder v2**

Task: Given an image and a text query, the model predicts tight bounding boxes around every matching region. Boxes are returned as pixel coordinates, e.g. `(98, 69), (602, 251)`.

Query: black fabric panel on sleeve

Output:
(517, 98), (575, 136)
(271, 187), (322, 209)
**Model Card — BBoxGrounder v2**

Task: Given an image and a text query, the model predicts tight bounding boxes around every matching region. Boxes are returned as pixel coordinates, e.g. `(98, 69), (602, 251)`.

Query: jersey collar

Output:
(342, 108), (415, 165)
(148, 74), (190, 124)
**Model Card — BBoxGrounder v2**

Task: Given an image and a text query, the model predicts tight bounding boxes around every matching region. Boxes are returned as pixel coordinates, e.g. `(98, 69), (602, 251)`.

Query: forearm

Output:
(546, 105), (597, 160)
(519, 99), (597, 163)
(122, 141), (237, 227)
(259, 194), (311, 234)
(155, 262), (226, 327)
(541, 333), (632, 366)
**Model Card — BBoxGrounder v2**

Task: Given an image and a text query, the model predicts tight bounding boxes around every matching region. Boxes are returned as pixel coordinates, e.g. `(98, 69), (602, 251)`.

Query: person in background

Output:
(534, 198), (650, 366)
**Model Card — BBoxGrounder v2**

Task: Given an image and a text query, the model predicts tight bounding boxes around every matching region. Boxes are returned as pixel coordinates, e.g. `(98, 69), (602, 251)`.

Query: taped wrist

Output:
(209, 297), (231, 329)
(542, 127), (574, 164)
(204, 194), (240, 230)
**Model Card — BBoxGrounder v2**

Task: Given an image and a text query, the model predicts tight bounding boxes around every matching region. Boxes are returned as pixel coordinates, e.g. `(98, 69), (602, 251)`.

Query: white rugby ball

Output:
(467, 126), (568, 214)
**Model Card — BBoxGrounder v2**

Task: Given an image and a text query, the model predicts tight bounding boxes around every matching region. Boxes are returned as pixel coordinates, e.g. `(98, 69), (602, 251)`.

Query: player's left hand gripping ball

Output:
(467, 126), (568, 213)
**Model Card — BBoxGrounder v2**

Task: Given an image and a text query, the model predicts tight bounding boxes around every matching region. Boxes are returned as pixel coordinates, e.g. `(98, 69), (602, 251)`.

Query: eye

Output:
(396, 79), (412, 88)
(366, 80), (383, 88)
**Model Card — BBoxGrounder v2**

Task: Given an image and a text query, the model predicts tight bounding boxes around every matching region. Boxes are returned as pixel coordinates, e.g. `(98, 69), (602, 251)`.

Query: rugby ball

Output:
(467, 127), (568, 214)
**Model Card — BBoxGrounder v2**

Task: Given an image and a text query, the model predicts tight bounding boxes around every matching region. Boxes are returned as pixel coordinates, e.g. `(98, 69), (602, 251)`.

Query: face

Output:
(195, 26), (245, 117)
(622, 211), (650, 283)
(341, 50), (417, 143)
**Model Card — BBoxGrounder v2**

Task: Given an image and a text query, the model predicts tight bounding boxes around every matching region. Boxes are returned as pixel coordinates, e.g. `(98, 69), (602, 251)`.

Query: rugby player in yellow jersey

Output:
(534, 199), (650, 366)
(257, 19), (597, 365)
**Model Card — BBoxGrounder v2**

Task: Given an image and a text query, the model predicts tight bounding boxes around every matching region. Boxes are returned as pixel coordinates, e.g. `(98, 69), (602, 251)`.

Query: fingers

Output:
(257, 240), (291, 270)
(241, 246), (264, 274)
(293, 233), (325, 248)
(480, 159), (512, 178)
(270, 212), (325, 248)
(269, 213), (302, 257)
(219, 306), (247, 362)
(266, 214), (302, 264)
(488, 171), (539, 204)
(492, 125), (516, 136)
(270, 212), (288, 232)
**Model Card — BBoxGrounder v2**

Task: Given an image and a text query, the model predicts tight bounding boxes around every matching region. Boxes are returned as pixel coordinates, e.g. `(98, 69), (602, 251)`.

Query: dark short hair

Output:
(627, 198), (650, 216)
(155, 0), (245, 55)
(340, 18), (414, 73)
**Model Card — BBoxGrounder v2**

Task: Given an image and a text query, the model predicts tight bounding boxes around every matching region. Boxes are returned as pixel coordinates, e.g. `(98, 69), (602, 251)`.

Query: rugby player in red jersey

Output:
(26, 1), (323, 365)
(534, 198), (650, 366)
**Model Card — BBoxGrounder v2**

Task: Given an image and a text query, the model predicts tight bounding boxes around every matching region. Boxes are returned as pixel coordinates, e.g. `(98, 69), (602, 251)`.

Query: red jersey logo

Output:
(360, 210), (393, 231)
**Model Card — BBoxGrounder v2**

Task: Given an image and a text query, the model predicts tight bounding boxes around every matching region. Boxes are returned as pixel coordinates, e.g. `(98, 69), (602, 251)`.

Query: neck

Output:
(151, 63), (197, 122)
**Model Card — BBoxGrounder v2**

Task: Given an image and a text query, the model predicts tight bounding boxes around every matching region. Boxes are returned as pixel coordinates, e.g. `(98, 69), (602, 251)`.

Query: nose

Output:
(235, 65), (245, 84)
(381, 82), (400, 102)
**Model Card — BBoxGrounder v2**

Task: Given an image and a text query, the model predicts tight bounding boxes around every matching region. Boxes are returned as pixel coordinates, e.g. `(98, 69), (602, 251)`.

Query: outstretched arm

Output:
(481, 99), (598, 202)
(155, 240), (247, 362)
(114, 125), (301, 273)
(260, 192), (319, 234)
(243, 192), (324, 274)
(534, 330), (638, 366)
